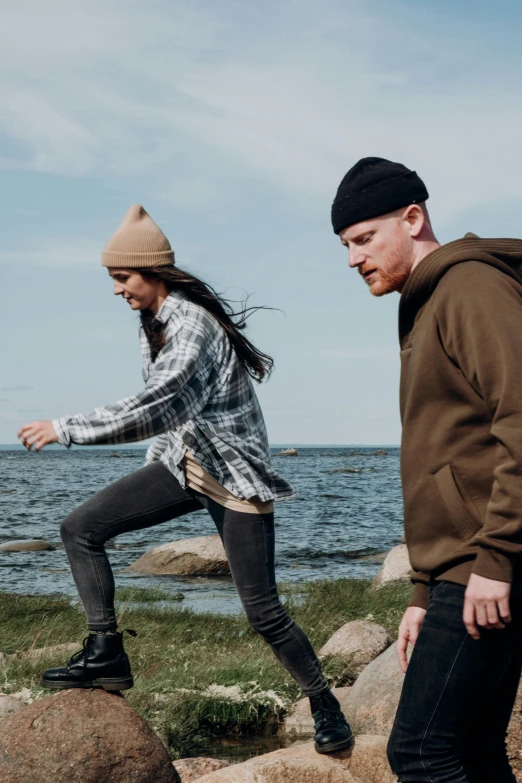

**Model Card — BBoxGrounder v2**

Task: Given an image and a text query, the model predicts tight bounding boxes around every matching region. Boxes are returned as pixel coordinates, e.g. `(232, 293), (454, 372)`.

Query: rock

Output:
(507, 679), (522, 781)
(0, 696), (25, 722)
(373, 450), (388, 456)
(126, 534), (230, 576)
(319, 621), (391, 682)
(339, 642), (406, 736)
(347, 734), (396, 783)
(195, 735), (395, 782)
(174, 758), (230, 781)
(278, 448), (298, 456)
(0, 540), (54, 552)
(283, 687), (351, 739)
(372, 545), (411, 588)
(330, 468), (361, 474)
(0, 688), (178, 783)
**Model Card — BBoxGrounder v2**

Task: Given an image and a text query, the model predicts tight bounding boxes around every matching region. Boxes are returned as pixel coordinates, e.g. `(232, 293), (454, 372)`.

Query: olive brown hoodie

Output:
(400, 234), (522, 609)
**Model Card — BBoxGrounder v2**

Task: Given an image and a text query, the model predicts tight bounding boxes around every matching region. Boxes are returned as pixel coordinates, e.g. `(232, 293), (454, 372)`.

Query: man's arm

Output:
(440, 262), (522, 632)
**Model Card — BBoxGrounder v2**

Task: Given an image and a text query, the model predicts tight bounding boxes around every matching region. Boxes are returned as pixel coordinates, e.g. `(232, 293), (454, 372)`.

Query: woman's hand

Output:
(18, 420), (59, 452)
(397, 606), (427, 673)
(463, 573), (511, 639)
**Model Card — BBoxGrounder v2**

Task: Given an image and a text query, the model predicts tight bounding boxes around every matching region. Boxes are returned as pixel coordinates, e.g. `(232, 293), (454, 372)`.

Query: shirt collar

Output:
(154, 290), (187, 325)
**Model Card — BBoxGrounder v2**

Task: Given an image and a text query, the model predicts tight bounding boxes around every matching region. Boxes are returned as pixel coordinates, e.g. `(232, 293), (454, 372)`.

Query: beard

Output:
(362, 247), (412, 297)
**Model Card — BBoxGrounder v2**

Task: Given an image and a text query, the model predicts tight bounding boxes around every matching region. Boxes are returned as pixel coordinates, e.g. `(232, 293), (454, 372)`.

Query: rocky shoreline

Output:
(2, 542), (520, 781)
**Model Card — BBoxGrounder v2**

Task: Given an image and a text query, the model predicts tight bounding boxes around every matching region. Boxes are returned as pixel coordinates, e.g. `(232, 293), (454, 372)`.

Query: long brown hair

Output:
(138, 265), (274, 382)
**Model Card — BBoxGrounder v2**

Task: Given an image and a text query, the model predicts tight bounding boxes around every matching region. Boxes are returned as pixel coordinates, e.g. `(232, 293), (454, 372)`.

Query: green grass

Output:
(0, 579), (411, 757)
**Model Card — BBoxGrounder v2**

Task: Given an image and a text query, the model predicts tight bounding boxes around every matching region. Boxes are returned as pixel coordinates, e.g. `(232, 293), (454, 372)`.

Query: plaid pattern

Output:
(53, 291), (294, 502)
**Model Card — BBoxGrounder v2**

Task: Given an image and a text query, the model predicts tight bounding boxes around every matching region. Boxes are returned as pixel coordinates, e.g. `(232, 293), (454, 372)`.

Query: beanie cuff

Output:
(102, 250), (175, 269)
(331, 170), (429, 235)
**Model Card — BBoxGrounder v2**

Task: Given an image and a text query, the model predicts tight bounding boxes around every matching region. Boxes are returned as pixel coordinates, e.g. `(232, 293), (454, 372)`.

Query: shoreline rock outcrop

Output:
(0, 540), (54, 552)
(126, 534), (230, 576)
(194, 735), (395, 782)
(174, 758), (230, 781)
(319, 620), (391, 683)
(0, 689), (178, 783)
(372, 545), (411, 588)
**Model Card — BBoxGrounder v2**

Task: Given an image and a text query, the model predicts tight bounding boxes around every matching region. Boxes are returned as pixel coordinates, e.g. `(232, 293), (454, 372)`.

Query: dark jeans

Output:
(60, 462), (328, 696)
(387, 580), (522, 783)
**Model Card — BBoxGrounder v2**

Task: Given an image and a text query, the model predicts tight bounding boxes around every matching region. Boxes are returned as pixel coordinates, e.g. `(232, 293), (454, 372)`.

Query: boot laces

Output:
(67, 635), (94, 672)
(311, 695), (346, 730)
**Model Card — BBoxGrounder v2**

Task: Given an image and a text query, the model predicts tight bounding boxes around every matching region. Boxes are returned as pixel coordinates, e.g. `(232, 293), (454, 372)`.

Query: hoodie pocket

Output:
(432, 464), (482, 539)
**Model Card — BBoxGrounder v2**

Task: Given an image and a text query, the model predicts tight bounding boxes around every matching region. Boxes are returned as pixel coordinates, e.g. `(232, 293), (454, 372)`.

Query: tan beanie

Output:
(102, 204), (175, 268)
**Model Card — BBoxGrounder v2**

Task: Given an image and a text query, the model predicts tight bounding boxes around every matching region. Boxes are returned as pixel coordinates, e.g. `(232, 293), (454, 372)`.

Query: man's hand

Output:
(397, 606), (427, 673)
(18, 420), (59, 452)
(463, 573), (511, 639)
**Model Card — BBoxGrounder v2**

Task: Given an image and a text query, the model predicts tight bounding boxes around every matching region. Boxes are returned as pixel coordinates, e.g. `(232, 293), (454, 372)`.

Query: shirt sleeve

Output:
(439, 262), (522, 583)
(408, 571), (430, 610)
(53, 314), (216, 447)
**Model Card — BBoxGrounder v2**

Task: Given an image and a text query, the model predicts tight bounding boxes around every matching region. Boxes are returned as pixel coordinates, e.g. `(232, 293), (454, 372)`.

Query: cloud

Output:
(0, 0), (521, 227)
(0, 385), (37, 392)
(0, 240), (100, 268)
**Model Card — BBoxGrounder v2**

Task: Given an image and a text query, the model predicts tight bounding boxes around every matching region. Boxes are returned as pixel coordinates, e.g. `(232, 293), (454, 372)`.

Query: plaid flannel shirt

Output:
(53, 291), (294, 502)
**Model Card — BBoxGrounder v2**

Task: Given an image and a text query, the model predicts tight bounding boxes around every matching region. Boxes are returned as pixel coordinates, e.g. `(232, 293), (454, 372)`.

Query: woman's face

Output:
(108, 268), (167, 314)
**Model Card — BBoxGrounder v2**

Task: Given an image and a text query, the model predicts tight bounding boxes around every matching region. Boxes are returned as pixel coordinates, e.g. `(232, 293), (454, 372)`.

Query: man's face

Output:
(339, 210), (415, 296)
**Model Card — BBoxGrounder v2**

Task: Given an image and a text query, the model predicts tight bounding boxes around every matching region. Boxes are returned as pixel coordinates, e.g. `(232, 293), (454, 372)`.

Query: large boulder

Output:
(0, 688), (178, 783)
(372, 546), (411, 588)
(507, 680), (522, 782)
(174, 758), (230, 781)
(0, 540), (53, 552)
(339, 643), (405, 736)
(0, 696), (25, 722)
(283, 687), (352, 739)
(126, 534), (230, 576)
(195, 735), (395, 782)
(319, 621), (391, 682)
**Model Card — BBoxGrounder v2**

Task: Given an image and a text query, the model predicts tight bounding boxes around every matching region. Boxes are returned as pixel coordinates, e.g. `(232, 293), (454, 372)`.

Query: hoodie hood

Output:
(399, 234), (522, 344)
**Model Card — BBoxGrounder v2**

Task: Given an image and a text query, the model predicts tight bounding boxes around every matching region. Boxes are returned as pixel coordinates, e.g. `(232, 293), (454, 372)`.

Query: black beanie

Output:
(331, 157), (429, 235)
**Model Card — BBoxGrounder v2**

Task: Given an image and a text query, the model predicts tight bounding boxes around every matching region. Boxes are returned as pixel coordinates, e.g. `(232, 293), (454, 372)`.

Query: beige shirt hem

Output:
(183, 451), (274, 515)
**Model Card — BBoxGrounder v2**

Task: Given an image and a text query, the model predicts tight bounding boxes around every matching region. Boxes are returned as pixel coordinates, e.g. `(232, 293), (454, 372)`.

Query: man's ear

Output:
(403, 204), (425, 238)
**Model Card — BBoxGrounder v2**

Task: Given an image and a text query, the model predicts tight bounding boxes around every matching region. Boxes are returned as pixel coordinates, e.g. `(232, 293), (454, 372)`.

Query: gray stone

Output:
(126, 534), (230, 576)
(195, 735), (396, 782)
(0, 695), (25, 722)
(338, 642), (407, 736)
(174, 758), (230, 781)
(0, 540), (53, 552)
(278, 448), (298, 456)
(0, 688), (177, 782)
(283, 687), (351, 739)
(319, 621), (391, 682)
(372, 545), (411, 588)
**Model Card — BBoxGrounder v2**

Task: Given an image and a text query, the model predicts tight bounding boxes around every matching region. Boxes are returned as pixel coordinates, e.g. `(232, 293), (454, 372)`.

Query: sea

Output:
(0, 446), (404, 614)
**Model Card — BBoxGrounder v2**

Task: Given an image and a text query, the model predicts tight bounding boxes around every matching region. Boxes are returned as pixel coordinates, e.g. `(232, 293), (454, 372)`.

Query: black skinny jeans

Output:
(60, 462), (328, 696)
(387, 580), (522, 783)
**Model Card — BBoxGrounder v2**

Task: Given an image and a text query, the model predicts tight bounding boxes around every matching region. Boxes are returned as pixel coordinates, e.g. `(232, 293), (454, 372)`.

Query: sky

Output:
(2, 0), (522, 445)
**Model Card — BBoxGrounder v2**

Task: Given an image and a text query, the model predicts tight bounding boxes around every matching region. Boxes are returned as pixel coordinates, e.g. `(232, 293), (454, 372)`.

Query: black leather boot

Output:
(310, 688), (354, 754)
(40, 630), (135, 691)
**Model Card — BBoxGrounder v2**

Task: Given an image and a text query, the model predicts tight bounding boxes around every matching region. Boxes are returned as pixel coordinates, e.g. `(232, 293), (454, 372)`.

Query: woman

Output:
(18, 204), (352, 755)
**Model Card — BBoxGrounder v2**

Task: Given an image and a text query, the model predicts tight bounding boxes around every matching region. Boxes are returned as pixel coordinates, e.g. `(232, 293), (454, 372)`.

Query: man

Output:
(331, 157), (522, 783)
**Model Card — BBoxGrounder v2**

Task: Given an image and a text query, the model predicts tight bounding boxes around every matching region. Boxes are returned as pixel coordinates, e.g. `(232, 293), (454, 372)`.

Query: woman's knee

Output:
(60, 505), (95, 546)
(244, 600), (290, 641)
